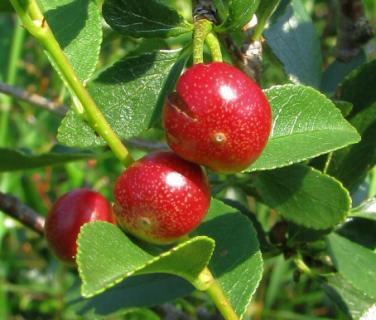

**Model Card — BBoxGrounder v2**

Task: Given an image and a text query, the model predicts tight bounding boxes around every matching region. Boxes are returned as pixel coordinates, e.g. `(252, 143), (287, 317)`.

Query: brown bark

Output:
(336, 0), (374, 61)
(0, 192), (45, 235)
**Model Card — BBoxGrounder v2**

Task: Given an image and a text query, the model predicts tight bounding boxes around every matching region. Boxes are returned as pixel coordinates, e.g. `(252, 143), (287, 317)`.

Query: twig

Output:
(222, 23), (263, 84)
(0, 81), (67, 116)
(0, 191), (45, 235)
(336, 0), (374, 61)
(224, 0), (282, 84)
(0, 80), (168, 151)
(126, 138), (169, 151)
(240, 38), (263, 84)
(192, 0), (217, 23)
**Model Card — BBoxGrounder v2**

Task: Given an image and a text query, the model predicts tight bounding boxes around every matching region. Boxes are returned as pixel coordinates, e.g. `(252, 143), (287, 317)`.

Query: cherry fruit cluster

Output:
(45, 62), (271, 263)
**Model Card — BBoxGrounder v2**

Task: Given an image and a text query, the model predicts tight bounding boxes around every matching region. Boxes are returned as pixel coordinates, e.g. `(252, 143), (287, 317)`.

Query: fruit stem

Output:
(194, 267), (239, 320)
(205, 32), (223, 62)
(9, 0), (134, 167)
(193, 19), (213, 64)
(293, 253), (315, 278)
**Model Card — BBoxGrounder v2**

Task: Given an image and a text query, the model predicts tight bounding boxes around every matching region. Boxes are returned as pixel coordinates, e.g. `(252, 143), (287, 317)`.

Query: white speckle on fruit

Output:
(219, 85), (236, 102)
(165, 172), (185, 188)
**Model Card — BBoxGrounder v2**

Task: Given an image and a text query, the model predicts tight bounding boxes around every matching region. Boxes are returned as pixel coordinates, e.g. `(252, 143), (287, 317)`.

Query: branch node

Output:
(241, 39), (263, 83)
(192, 0), (217, 23)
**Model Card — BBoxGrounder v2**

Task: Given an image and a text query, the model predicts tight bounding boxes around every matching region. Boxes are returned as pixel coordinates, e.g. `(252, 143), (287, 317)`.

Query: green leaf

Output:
(121, 308), (160, 320)
(0, 15), (12, 79)
(327, 233), (376, 299)
(321, 51), (366, 95)
(247, 85), (360, 172)
(0, 146), (95, 172)
(255, 164), (351, 229)
(219, 199), (274, 254)
(340, 60), (376, 115)
(194, 199), (263, 318)
(69, 274), (193, 317)
(58, 50), (185, 148)
(264, 0), (322, 87)
(287, 223), (331, 243)
(104, 308), (158, 320)
(39, 0), (102, 81)
(0, 1), (12, 12)
(77, 222), (214, 297)
(254, 0), (281, 35)
(213, 0), (228, 22)
(77, 199), (263, 318)
(327, 103), (376, 191)
(322, 274), (376, 320)
(214, 0), (260, 31)
(336, 218), (376, 251)
(351, 198), (376, 222)
(333, 100), (353, 117)
(102, 0), (193, 38)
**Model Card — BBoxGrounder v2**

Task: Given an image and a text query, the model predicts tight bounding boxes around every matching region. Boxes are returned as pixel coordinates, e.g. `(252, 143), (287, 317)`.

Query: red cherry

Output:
(45, 189), (114, 264)
(113, 151), (210, 244)
(163, 62), (271, 173)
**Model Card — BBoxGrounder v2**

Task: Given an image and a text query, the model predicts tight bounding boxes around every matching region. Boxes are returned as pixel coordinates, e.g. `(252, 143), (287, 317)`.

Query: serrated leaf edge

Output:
(263, 84), (360, 133)
(260, 165), (352, 230)
(246, 131), (361, 172)
(239, 251), (263, 319)
(89, 49), (183, 81)
(246, 84), (361, 172)
(83, 0), (103, 82)
(41, 0), (103, 82)
(321, 273), (376, 320)
(210, 204), (264, 320)
(76, 222), (215, 298)
(235, 213), (264, 319)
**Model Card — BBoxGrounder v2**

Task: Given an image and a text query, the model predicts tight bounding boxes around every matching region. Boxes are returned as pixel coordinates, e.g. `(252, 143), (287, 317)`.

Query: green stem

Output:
(251, 0), (281, 41)
(194, 267), (239, 320)
(10, 0), (134, 166)
(193, 19), (212, 64)
(294, 253), (314, 278)
(9, 0), (40, 37)
(369, 166), (376, 198)
(323, 152), (333, 173)
(0, 14), (23, 300)
(0, 17), (25, 146)
(26, 0), (44, 20)
(205, 32), (223, 62)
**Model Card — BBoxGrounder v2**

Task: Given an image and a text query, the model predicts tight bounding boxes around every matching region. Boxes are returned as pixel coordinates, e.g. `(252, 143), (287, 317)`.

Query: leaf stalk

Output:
(194, 267), (239, 320)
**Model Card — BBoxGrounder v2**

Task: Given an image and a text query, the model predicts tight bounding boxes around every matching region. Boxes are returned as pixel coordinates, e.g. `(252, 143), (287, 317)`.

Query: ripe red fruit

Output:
(45, 189), (114, 264)
(113, 151), (210, 244)
(163, 62), (272, 173)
